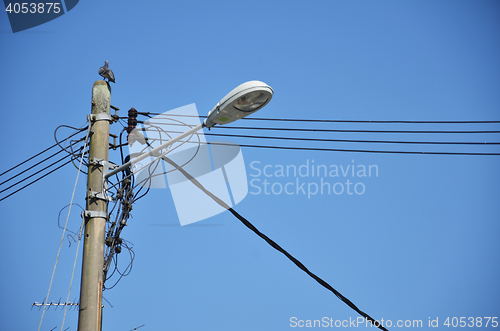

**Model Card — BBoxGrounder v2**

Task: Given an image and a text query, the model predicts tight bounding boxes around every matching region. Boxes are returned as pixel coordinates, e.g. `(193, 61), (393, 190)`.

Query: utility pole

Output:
(78, 80), (111, 331)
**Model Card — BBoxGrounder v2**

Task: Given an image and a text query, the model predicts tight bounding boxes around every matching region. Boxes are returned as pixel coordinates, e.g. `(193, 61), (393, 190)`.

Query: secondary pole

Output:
(78, 80), (111, 331)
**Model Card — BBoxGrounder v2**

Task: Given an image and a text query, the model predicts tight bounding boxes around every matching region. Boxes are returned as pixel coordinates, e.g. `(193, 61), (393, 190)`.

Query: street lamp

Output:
(204, 80), (273, 128)
(105, 80), (273, 179)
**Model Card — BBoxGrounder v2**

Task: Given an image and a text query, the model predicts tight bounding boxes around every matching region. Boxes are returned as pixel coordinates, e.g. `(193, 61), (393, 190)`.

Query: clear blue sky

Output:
(1, 1), (499, 330)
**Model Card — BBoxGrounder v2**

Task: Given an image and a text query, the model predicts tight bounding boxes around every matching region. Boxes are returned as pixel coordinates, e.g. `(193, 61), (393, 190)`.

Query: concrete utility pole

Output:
(78, 81), (111, 331)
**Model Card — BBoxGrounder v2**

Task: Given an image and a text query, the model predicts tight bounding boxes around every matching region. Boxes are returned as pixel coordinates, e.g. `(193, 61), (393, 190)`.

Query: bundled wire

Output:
(103, 153), (135, 290)
(102, 116), (208, 290)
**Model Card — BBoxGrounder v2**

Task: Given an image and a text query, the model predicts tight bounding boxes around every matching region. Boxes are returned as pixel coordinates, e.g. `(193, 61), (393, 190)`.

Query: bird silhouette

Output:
(98, 60), (115, 83)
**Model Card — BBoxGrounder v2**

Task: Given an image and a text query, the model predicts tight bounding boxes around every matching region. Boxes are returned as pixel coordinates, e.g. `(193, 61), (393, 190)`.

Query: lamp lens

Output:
(233, 91), (268, 112)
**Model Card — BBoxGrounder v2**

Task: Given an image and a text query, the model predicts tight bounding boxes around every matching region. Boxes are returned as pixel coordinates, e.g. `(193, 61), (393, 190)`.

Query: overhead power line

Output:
(0, 127), (88, 202)
(238, 117), (500, 124)
(213, 141), (500, 156)
(140, 138), (500, 156)
(0, 153), (73, 195)
(0, 127), (85, 178)
(141, 112), (500, 124)
(160, 129), (500, 146)
(145, 120), (500, 134)
(0, 138), (86, 192)
(217, 126), (500, 134)
(0, 147), (67, 187)
(0, 158), (74, 202)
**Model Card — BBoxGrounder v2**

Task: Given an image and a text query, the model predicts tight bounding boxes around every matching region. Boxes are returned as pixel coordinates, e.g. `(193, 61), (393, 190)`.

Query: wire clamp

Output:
(90, 158), (118, 169)
(90, 191), (114, 202)
(89, 113), (113, 123)
(83, 210), (108, 219)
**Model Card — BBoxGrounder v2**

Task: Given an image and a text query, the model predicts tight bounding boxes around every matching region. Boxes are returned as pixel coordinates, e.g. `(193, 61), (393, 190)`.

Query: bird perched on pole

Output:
(98, 60), (115, 83)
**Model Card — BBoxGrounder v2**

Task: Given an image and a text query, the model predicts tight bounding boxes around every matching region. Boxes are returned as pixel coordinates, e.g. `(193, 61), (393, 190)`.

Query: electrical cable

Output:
(0, 138), (84, 187)
(0, 153), (73, 195)
(0, 127), (85, 178)
(141, 112), (500, 124)
(161, 155), (388, 331)
(105, 136), (500, 201)
(229, 142), (500, 156)
(54, 124), (91, 175)
(0, 148), (67, 187)
(107, 133), (499, 197)
(104, 241), (135, 290)
(38, 125), (91, 331)
(0, 131), (88, 201)
(236, 117), (500, 124)
(0, 158), (75, 202)
(68, 139), (90, 175)
(56, 204), (85, 246)
(161, 140), (500, 156)
(54, 124), (89, 154)
(131, 120), (203, 200)
(103, 150), (136, 290)
(61, 216), (84, 331)
(104, 118), (499, 202)
(217, 126), (500, 134)
(160, 129), (500, 146)
(109, 120), (204, 198)
(102, 115), (205, 290)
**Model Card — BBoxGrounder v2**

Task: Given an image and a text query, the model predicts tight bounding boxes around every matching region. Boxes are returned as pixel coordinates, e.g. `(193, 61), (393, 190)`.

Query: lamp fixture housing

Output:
(204, 80), (273, 128)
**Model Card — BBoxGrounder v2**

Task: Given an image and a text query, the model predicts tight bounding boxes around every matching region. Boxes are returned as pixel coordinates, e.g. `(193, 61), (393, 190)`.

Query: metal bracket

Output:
(89, 113), (113, 122)
(90, 158), (118, 169)
(83, 210), (108, 219)
(90, 191), (114, 202)
(109, 133), (118, 150)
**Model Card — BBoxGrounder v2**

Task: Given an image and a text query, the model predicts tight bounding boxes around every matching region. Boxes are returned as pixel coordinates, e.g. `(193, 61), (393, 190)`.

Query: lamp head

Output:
(204, 80), (273, 128)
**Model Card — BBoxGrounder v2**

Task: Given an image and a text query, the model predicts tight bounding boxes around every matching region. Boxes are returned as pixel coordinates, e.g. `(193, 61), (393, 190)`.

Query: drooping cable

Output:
(161, 155), (388, 331)
(54, 124), (89, 154)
